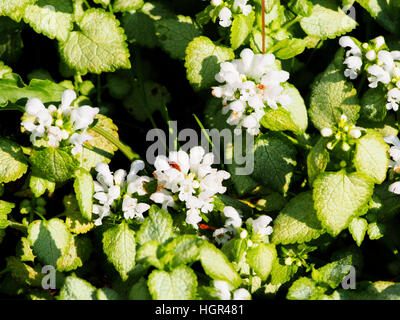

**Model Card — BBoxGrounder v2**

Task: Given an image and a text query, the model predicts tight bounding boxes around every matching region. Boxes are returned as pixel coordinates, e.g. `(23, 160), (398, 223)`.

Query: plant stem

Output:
(261, 0), (265, 54)
(97, 74), (102, 107)
(92, 125), (140, 161)
(34, 210), (46, 221)
(281, 16), (301, 31)
(8, 220), (28, 233)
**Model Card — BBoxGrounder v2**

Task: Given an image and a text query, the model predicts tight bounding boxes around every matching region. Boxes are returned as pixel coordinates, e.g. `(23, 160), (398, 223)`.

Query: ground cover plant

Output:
(1, 0), (400, 300)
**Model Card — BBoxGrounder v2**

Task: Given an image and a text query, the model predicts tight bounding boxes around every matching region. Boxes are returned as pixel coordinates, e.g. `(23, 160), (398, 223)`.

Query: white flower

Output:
(211, 0), (222, 6)
(69, 132), (93, 155)
(186, 208), (203, 229)
(95, 163), (114, 188)
(213, 48), (291, 135)
(367, 50), (400, 88)
(384, 135), (400, 172)
(70, 105), (99, 131)
(59, 89), (76, 115)
(339, 36), (362, 80)
(213, 227), (231, 245)
(389, 181), (400, 194)
(218, 7), (232, 27)
(47, 126), (69, 147)
(366, 50), (376, 61)
(387, 87), (400, 111)
(213, 281), (232, 300)
(122, 196), (150, 221)
(150, 189), (175, 211)
(233, 0), (252, 15)
(93, 204), (111, 226)
(349, 128), (362, 139)
(247, 215), (273, 237)
(233, 288), (251, 300)
(223, 206), (242, 228)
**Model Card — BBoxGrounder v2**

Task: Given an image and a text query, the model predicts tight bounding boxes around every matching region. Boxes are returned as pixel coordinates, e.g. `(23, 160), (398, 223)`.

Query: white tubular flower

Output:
(213, 227), (231, 245)
(59, 89), (76, 115)
(185, 208), (202, 229)
(387, 87), (400, 111)
(389, 181), (400, 194)
(70, 105), (99, 131)
(339, 36), (362, 80)
(233, 288), (251, 300)
(47, 126), (69, 147)
(384, 135), (400, 172)
(69, 132), (93, 155)
(223, 206), (242, 228)
(367, 50), (400, 88)
(367, 64), (391, 88)
(247, 215), (273, 237)
(218, 7), (232, 27)
(93, 204), (111, 226)
(213, 281), (232, 300)
(95, 163), (114, 188)
(114, 169), (127, 187)
(233, 0), (252, 15)
(150, 189), (175, 211)
(122, 196), (150, 221)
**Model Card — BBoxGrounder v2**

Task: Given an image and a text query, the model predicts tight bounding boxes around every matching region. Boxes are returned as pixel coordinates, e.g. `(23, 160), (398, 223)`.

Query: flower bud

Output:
(366, 50), (376, 61)
(349, 128), (361, 139)
(320, 127), (333, 137)
(342, 142), (350, 152)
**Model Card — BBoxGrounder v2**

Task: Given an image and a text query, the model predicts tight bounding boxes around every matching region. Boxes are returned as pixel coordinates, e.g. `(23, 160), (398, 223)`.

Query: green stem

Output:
(97, 74), (102, 107)
(279, 132), (312, 150)
(8, 221), (28, 233)
(92, 126), (140, 161)
(108, 3), (114, 14)
(34, 209), (46, 221)
(281, 16), (302, 31)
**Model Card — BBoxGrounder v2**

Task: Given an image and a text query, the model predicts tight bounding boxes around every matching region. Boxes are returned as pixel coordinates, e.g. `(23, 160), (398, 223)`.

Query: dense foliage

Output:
(1, 0), (400, 300)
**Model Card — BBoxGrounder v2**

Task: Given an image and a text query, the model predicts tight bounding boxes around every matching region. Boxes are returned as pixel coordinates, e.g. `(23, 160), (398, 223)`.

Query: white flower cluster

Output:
(339, 36), (400, 112)
(21, 90), (99, 155)
(151, 146), (230, 229)
(212, 206), (242, 245)
(212, 48), (291, 136)
(383, 135), (400, 195)
(93, 161), (151, 226)
(213, 280), (251, 300)
(211, 0), (252, 28)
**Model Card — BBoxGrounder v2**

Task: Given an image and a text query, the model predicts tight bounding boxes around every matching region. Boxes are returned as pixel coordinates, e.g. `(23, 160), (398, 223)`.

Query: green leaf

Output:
(155, 15), (202, 60)
(16, 237), (36, 262)
(272, 192), (325, 245)
(337, 281), (400, 300)
(63, 195), (94, 234)
(307, 137), (330, 185)
(199, 242), (241, 288)
(30, 147), (79, 183)
(129, 277), (152, 300)
(0, 138), (28, 184)
(313, 170), (374, 236)
(23, 0), (74, 41)
(148, 265), (197, 300)
(185, 36), (235, 91)
(287, 277), (325, 300)
(160, 235), (203, 268)
(270, 258), (299, 285)
(29, 171), (56, 198)
(0, 74), (68, 106)
(102, 221), (137, 281)
(368, 222), (385, 240)
(300, 0), (357, 39)
(230, 11), (255, 50)
(261, 83), (308, 135)
(136, 240), (163, 269)
(360, 87), (387, 122)
(27, 218), (72, 271)
(123, 80), (170, 122)
(60, 8), (131, 74)
(58, 276), (97, 300)
(122, 1), (173, 48)
(0, 200), (14, 229)
(56, 235), (83, 272)
(6, 256), (43, 287)
(312, 257), (353, 289)
(246, 243), (277, 281)
(354, 130), (389, 184)
(136, 205), (174, 246)
(79, 114), (119, 171)
(349, 217), (368, 246)
(0, 60), (12, 78)
(114, 0), (143, 12)
(288, 0), (314, 16)
(73, 168), (94, 221)
(271, 38), (307, 60)
(309, 49), (360, 130)
(251, 133), (297, 195)
(356, 0), (400, 34)
(0, 0), (36, 22)
(96, 288), (120, 300)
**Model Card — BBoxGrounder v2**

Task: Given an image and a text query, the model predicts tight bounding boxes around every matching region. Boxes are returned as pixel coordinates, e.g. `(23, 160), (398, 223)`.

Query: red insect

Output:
(168, 161), (181, 172)
(198, 223), (217, 231)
